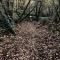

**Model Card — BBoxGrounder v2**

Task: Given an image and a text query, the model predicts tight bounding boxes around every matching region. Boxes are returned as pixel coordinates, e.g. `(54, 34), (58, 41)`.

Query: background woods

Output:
(0, 0), (60, 34)
(0, 0), (60, 60)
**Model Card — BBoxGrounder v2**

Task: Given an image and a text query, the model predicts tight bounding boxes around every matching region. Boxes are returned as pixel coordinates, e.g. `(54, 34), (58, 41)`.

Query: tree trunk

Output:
(35, 0), (42, 21)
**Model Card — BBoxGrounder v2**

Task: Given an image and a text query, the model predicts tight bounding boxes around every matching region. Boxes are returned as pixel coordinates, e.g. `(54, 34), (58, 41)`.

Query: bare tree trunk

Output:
(17, 0), (31, 22)
(35, 0), (38, 21)
(20, 0), (31, 18)
(35, 0), (43, 21)
(21, 5), (36, 21)
(59, 0), (60, 9)
(58, 0), (60, 24)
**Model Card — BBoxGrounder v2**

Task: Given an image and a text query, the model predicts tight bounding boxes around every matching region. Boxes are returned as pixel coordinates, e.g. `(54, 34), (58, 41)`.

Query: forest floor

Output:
(0, 21), (60, 60)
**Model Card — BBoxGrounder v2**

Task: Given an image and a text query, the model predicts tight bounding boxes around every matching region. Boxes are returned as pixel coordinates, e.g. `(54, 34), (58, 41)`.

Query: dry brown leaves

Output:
(0, 21), (60, 60)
